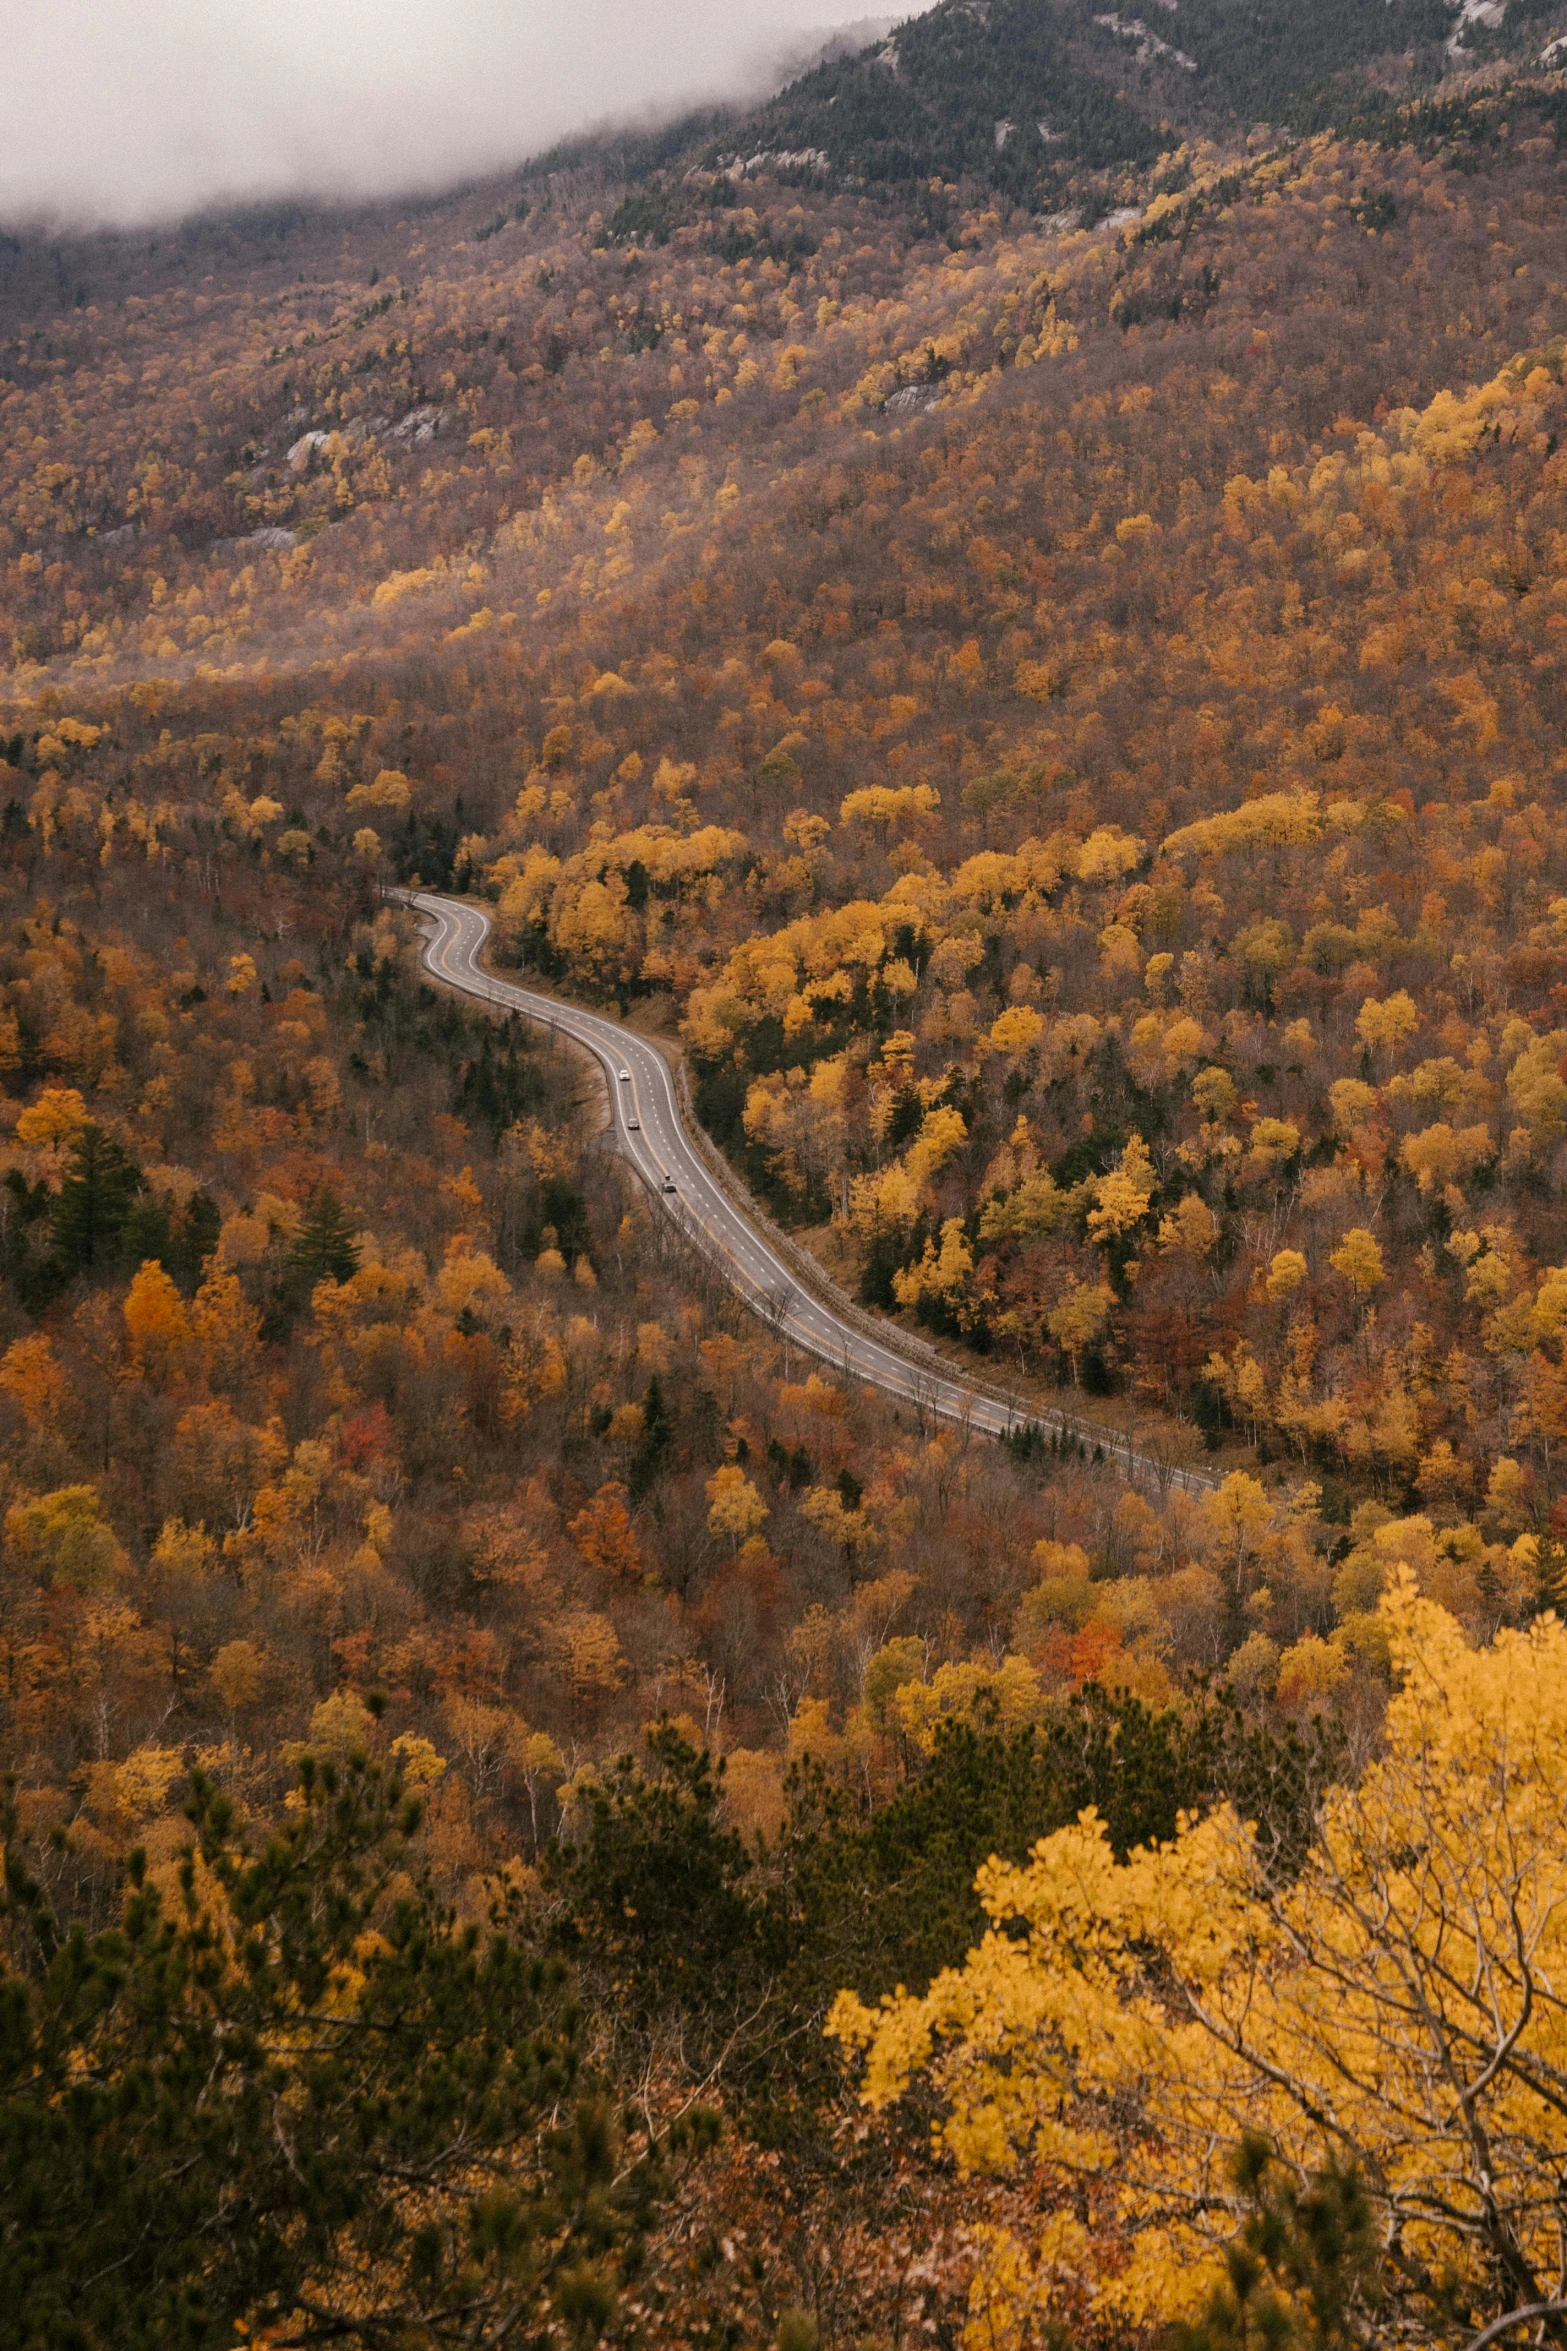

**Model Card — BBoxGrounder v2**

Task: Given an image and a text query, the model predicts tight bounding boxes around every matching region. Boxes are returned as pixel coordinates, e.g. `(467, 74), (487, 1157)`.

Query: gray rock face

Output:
(284, 406), (449, 472)
(210, 525), (299, 556)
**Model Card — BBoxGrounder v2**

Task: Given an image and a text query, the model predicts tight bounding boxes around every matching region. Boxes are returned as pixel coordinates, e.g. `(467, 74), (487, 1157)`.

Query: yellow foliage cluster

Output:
(832, 1574), (1567, 2345)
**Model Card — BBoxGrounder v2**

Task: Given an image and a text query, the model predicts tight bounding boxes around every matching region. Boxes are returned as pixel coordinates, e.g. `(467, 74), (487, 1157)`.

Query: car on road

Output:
(661, 1178), (677, 1194)
(618, 1068), (630, 1082)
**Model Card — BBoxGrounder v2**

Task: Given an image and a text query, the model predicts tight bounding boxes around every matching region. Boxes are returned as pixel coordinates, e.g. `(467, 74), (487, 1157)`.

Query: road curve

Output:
(402, 890), (1215, 1495)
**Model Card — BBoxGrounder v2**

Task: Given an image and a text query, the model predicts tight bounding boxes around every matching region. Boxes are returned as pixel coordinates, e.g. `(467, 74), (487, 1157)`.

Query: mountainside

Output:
(6, 48), (1567, 1458)
(727, 0), (1553, 203)
(10, 20), (1567, 2345)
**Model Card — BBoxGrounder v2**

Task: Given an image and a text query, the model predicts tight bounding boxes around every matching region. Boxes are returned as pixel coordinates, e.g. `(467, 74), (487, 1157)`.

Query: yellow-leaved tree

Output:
(829, 1573), (1567, 2349)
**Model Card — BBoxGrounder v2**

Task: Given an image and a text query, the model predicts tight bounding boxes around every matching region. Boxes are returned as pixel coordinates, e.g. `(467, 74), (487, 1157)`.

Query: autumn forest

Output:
(8, 1), (1567, 2343)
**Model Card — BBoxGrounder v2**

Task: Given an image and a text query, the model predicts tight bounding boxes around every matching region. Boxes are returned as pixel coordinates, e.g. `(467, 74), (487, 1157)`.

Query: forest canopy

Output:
(9, 7), (1567, 2341)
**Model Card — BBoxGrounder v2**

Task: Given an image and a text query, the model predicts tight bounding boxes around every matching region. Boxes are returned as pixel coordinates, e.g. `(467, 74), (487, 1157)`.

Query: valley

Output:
(7, 5), (1567, 2342)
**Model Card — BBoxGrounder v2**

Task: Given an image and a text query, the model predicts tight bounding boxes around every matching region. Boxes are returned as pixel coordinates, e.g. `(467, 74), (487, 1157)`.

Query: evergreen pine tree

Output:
(118, 1188), (172, 1273)
(1170, 2137), (1380, 2350)
(0, 1760), (688, 2347)
(169, 1190), (221, 1289)
(49, 1125), (145, 1274)
(1529, 1536), (1567, 1622)
(284, 1187), (360, 1291)
(630, 1373), (673, 1497)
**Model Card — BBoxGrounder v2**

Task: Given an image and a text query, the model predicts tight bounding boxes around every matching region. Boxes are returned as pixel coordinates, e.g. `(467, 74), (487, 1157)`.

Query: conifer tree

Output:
(48, 1125), (144, 1275)
(284, 1186), (361, 1291)
(0, 1755), (686, 2348)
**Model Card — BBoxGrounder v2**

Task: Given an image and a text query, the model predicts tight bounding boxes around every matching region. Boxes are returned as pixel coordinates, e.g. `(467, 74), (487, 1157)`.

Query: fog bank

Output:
(2, 0), (923, 228)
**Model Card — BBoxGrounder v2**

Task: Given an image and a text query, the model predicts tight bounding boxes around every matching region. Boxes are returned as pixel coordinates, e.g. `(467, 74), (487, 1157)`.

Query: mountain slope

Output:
(5, 53), (1567, 1499)
(12, 30), (1567, 2348)
(726, 0), (1545, 207)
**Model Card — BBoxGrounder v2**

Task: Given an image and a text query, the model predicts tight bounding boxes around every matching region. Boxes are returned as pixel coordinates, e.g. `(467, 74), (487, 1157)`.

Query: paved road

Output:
(404, 890), (1214, 1493)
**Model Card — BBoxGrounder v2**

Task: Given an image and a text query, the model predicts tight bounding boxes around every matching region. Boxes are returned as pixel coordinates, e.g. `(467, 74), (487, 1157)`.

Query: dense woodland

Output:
(9, 8), (1567, 2344)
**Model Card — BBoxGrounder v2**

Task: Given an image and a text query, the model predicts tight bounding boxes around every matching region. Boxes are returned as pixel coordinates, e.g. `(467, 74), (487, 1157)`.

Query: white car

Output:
(618, 1068), (631, 1082)
(661, 1178), (677, 1195)
(627, 1116), (640, 1130)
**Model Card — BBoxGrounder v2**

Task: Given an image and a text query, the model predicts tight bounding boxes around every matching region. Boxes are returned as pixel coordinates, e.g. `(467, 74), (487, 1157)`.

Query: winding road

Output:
(404, 890), (1215, 1494)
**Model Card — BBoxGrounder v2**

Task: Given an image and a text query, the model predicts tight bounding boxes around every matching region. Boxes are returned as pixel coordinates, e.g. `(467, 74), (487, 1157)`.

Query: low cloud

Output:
(3, 0), (921, 228)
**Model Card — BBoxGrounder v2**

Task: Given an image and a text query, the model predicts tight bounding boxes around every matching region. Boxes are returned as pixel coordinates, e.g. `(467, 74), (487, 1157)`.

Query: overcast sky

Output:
(1, 0), (924, 229)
